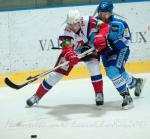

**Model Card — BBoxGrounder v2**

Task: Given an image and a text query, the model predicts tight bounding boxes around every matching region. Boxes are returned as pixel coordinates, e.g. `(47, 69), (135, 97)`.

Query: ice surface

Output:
(0, 73), (150, 139)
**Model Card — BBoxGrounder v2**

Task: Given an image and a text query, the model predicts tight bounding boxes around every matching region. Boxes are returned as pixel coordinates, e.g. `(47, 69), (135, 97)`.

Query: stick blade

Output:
(4, 77), (23, 89)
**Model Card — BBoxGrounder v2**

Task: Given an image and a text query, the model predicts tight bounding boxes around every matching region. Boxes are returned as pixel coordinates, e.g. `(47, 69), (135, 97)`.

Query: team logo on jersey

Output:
(124, 28), (129, 35)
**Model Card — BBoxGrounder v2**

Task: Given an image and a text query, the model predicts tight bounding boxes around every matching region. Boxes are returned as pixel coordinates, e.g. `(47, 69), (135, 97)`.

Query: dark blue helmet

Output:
(98, 1), (114, 13)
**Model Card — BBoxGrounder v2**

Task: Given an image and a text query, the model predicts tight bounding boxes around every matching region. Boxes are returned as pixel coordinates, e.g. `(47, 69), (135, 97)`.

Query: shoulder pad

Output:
(109, 21), (125, 40)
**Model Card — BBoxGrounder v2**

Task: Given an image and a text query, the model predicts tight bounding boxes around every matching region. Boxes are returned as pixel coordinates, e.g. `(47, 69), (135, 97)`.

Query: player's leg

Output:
(134, 78), (146, 96)
(119, 46), (145, 96)
(102, 48), (133, 109)
(105, 66), (133, 109)
(85, 59), (104, 106)
(121, 71), (146, 96)
(26, 71), (64, 106)
(121, 70), (136, 89)
(26, 54), (73, 107)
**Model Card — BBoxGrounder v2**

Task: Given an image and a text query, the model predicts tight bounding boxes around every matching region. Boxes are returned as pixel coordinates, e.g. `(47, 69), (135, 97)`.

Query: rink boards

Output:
(0, 1), (150, 86)
(0, 61), (150, 87)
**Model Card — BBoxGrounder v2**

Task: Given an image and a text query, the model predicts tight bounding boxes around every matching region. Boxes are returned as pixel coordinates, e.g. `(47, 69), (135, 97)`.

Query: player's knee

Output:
(45, 72), (63, 86)
(86, 59), (101, 76)
(106, 66), (120, 79)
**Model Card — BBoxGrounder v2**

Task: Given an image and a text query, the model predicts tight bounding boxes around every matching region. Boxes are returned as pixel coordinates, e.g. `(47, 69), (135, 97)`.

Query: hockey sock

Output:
(106, 66), (127, 94)
(91, 74), (103, 94)
(112, 74), (127, 94)
(36, 79), (52, 98)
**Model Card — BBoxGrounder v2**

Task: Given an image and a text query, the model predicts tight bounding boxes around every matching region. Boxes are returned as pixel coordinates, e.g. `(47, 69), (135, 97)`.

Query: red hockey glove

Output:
(94, 33), (107, 52)
(62, 46), (79, 67)
(99, 22), (110, 36)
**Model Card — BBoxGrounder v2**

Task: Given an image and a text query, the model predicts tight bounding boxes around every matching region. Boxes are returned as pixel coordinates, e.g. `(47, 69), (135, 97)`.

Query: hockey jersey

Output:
(58, 16), (98, 54)
(96, 15), (131, 50)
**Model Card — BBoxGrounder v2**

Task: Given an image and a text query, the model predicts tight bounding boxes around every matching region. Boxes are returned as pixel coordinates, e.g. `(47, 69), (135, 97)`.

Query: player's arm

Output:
(108, 21), (129, 50)
(59, 35), (79, 67)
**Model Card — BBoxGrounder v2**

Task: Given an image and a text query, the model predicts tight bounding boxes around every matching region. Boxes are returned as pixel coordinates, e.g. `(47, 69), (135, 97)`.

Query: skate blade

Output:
(122, 102), (134, 110)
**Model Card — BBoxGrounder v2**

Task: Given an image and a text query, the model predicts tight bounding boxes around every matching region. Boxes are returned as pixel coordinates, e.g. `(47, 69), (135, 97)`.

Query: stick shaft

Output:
(5, 47), (95, 89)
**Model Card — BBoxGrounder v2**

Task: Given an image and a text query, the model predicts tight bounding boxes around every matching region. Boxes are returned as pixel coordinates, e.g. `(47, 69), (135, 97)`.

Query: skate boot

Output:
(121, 90), (133, 110)
(26, 94), (40, 107)
(134, 78), (145, 97)
(95, 93), (104, 106)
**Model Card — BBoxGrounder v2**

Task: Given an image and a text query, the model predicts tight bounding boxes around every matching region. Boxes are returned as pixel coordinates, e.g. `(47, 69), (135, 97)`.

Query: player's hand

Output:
(67, 55), (79, 67)
(62, 46), (79, 67)
(94, 33), (107, 52)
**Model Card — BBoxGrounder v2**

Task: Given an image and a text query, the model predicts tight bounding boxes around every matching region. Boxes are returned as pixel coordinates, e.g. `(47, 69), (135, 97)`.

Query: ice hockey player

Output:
(94, 1), (145, 109)
(26, 9), (110, 107)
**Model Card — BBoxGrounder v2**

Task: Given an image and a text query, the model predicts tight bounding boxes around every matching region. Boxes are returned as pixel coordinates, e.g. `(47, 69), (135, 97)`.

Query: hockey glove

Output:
(97, 21), (110, 36)
(62, 45), (79, 67)
(94, 33), (107, 52)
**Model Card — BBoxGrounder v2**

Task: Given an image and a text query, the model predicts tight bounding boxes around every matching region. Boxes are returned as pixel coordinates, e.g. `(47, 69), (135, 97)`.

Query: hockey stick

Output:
(4, 47), (95, 89)
(50, 39), (62, 50)
(112, 12), (128, 20)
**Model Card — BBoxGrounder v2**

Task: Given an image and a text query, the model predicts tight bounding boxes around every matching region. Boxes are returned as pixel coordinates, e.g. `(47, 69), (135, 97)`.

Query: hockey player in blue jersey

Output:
(94, 1), (145, 109)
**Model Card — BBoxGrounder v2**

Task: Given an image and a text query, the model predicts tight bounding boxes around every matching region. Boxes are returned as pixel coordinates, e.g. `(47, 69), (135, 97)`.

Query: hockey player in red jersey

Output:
(26, 9), (110, 107)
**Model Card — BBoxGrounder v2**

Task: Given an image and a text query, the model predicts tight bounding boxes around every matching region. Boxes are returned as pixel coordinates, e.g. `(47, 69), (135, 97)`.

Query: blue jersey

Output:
(96, 15), (131, 50)
(95, 15), (131, 70)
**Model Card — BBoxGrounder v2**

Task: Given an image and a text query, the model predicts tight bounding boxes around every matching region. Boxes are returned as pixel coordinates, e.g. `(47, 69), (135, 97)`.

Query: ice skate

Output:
(121, 91), (133, 110)
(95, 93), (104, 106)
(26, 94), (40, 107)
(134, 78), (146, 97)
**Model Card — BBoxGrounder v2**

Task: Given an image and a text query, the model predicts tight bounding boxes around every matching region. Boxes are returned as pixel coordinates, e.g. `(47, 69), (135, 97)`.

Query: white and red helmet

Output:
(66, 9), (81, 25)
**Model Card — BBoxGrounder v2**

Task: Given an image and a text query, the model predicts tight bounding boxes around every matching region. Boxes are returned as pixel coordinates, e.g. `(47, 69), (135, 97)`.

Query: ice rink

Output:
(0, 73), (150, 139)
